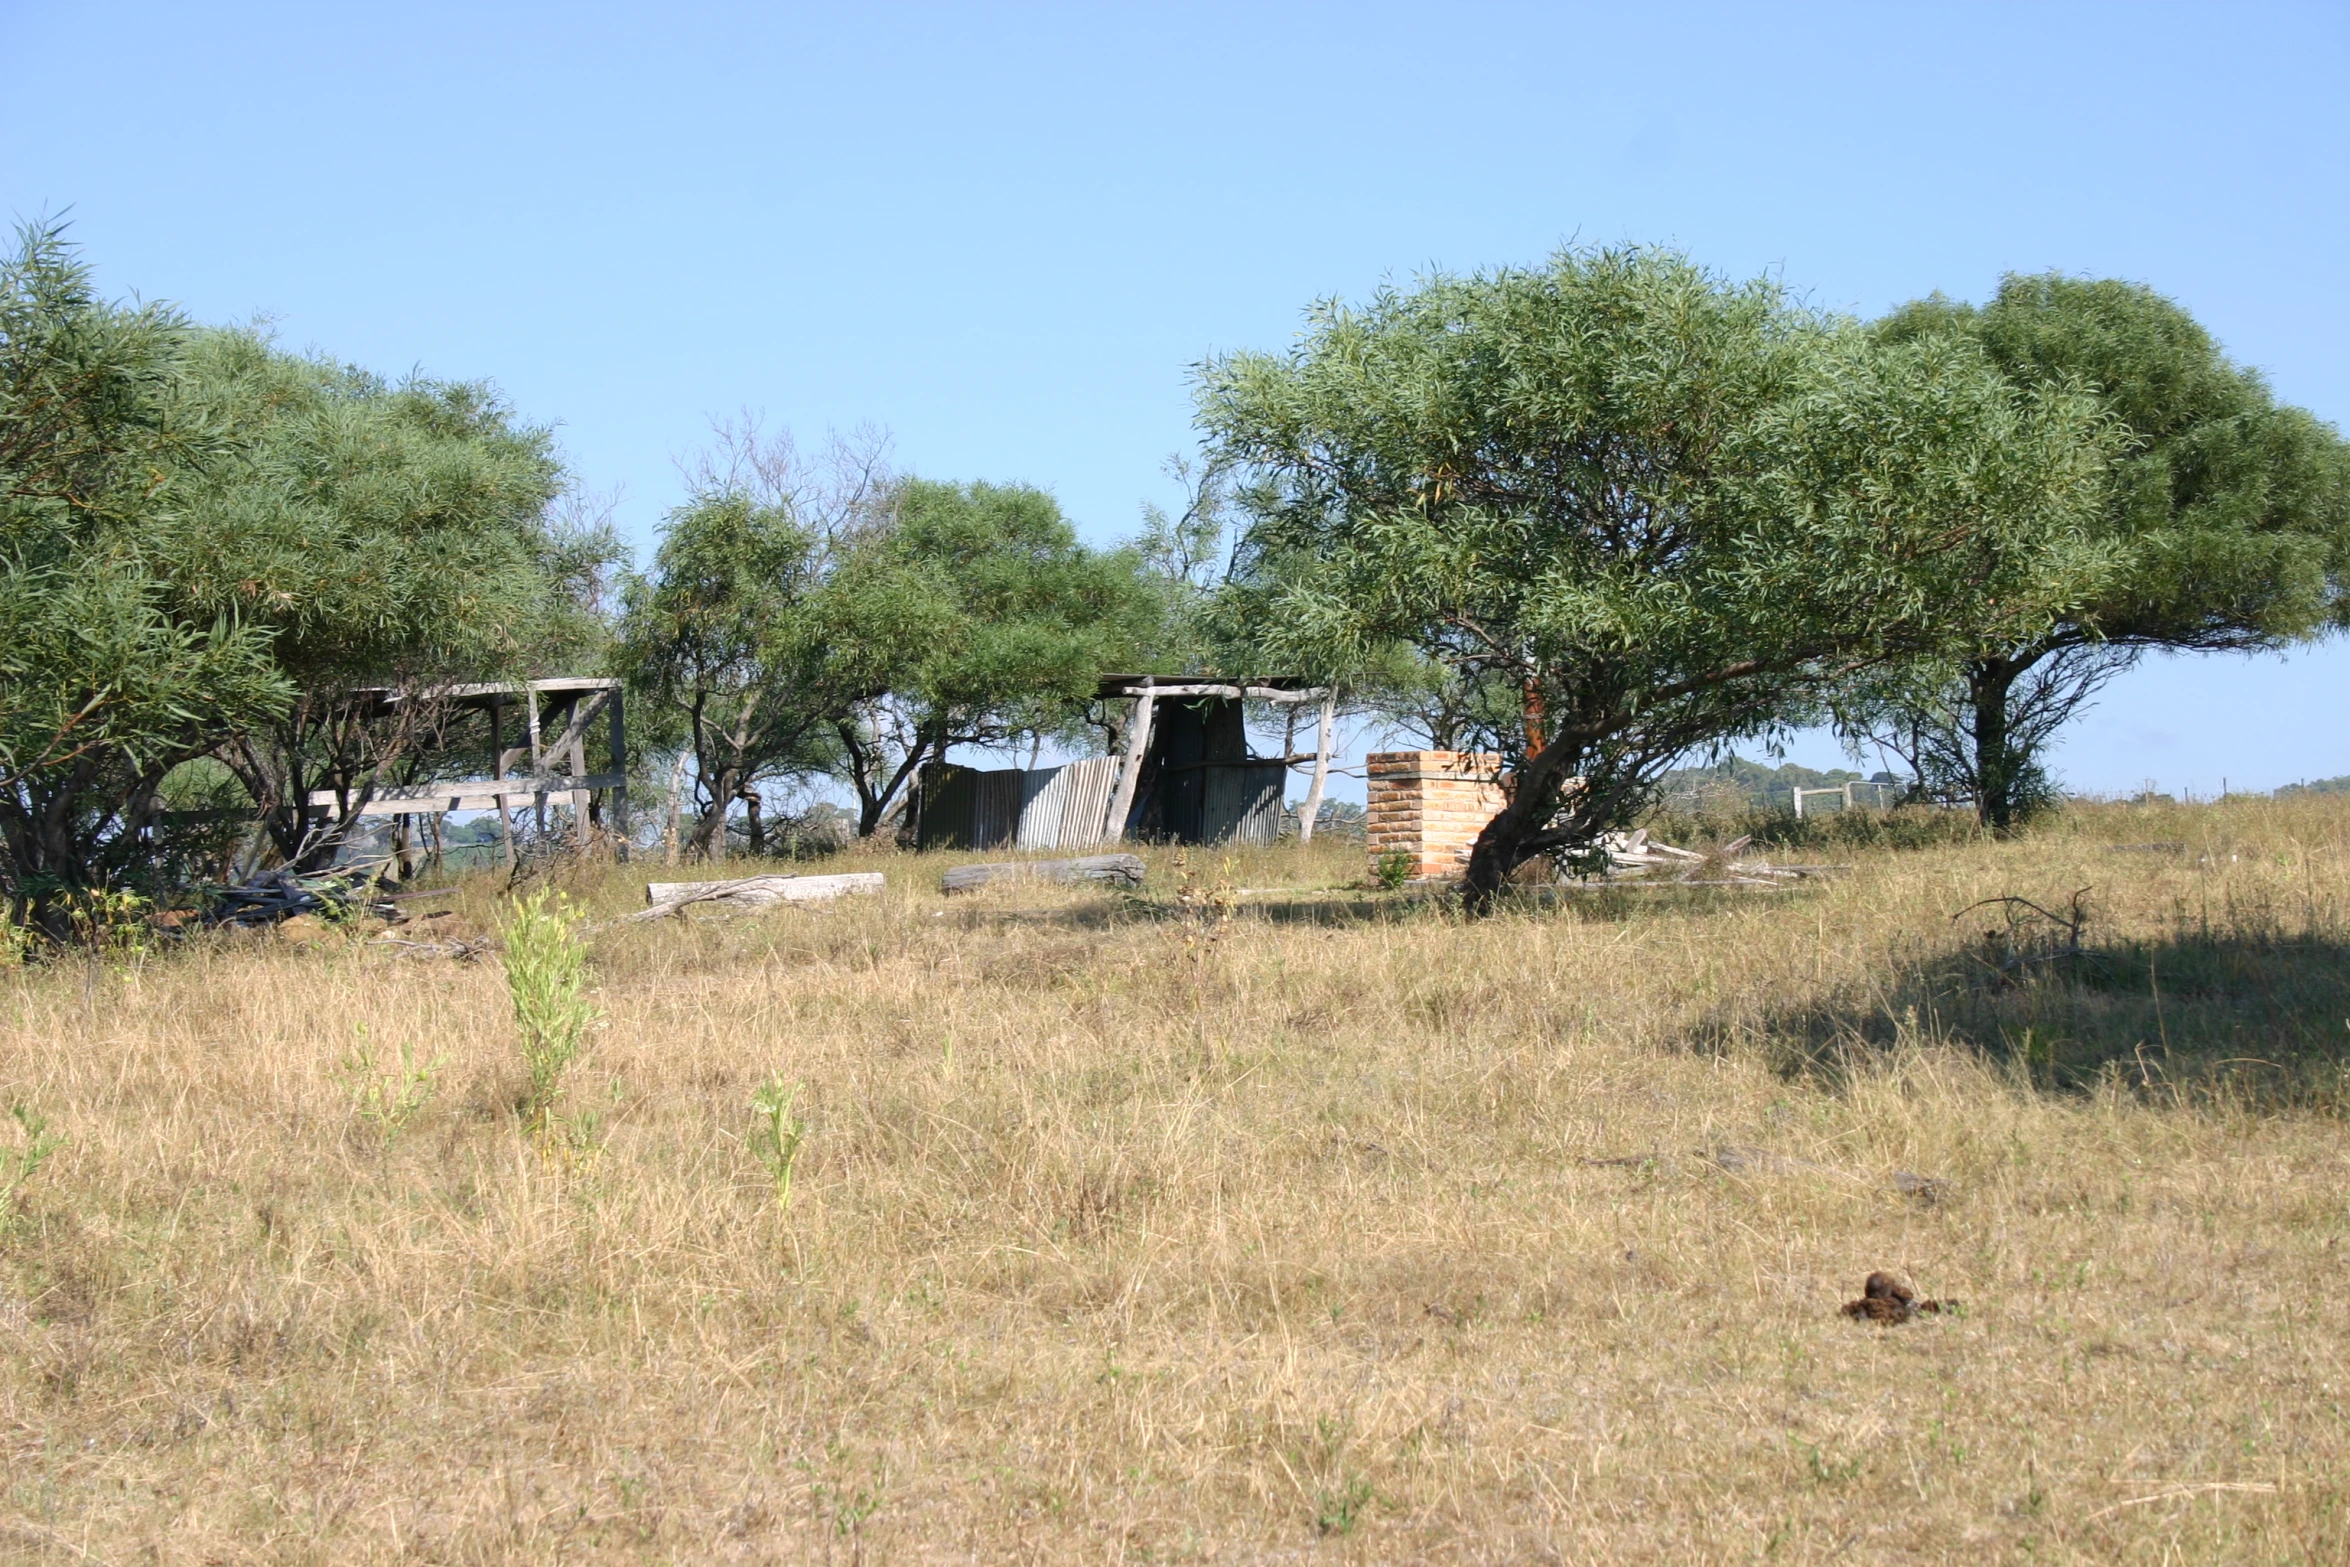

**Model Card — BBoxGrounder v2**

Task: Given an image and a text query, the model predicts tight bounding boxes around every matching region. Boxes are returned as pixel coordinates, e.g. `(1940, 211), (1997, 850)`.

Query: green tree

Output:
(832, 478), (1161, 836)
(1198, 246), (2112, 911)
(0, 223), (612, 931)
(174, 329), (609, 865)
(614, 486), (912, 857)
(1845, 275), (2350, 829)
(0, 223), (291, 931)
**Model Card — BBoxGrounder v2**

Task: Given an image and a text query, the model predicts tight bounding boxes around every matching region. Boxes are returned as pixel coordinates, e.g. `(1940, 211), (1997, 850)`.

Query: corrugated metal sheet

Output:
(1201, 762), (1286, 846)
(1017, 755), (1119, 849)
(916, 756), (1125, 851)
(972, 769), (1025, 850)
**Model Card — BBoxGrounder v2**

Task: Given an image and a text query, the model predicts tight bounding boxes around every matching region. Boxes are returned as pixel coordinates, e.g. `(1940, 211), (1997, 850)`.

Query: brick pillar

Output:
(1365, 751), (1508, 881)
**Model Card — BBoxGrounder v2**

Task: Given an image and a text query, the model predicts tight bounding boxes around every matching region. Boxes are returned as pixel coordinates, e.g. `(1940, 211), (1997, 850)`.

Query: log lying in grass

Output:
(635, 872), (885, 920)
(941, 854), (1146, 895)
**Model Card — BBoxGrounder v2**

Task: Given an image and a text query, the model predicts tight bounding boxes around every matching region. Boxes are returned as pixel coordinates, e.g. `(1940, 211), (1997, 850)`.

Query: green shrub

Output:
(500, 889), (599, 1137)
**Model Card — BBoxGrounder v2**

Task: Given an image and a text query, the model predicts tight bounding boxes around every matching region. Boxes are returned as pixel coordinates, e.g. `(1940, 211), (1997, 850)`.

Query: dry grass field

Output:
(2, 797), (2347, 1563)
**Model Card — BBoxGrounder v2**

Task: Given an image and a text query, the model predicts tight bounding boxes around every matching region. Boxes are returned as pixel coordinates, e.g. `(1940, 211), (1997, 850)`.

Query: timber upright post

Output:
(607, 684), (629, 856)
(488, 694), (518, 870)
(1297, 689), (1336, 843)
(1102, 681), (1157, 844)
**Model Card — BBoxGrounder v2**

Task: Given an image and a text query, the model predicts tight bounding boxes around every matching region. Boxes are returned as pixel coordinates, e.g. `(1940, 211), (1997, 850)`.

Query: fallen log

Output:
(635, 872), (885, 920)
(941, 854), (1146, 895)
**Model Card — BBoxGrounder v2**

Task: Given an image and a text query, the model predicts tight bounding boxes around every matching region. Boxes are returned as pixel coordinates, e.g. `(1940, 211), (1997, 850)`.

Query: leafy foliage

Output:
(618, 441), (1163, 851)
(500, 889), (598, 1137)
(833, 478), (1159, 835)
(0, 222), (609, 927)
(0, 223), (291, 929)
(1198, 246), (2112, 908)
(1846, 275), (2350, 829)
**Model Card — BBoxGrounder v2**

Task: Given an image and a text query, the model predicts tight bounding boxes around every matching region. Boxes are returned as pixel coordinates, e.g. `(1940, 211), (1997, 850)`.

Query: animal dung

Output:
(1841, 1270), (1955, 1324)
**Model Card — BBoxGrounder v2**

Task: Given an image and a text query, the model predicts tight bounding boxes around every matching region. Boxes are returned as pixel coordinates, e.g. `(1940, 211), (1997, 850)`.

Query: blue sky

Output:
(4, 1), (2346, 798)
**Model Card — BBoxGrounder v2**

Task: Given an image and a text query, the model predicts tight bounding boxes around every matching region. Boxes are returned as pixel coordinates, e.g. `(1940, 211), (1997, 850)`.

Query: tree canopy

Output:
(834, 477), (1159, 835)
(1198, 246), (2113, 908)
(1845, 275), (2350, 828)
(616, 450), (1162, 854)
(0, 223), (608, 927)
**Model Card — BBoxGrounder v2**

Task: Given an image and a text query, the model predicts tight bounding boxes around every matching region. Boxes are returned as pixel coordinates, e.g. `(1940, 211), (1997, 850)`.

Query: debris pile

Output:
(202, 868), (402, 928)
(1589, 831), (1844, 887)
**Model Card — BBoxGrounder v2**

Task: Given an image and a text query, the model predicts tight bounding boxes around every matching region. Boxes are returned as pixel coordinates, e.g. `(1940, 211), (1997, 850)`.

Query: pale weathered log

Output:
(941, 854), (1146, 894)
(635, 872), (886, 919)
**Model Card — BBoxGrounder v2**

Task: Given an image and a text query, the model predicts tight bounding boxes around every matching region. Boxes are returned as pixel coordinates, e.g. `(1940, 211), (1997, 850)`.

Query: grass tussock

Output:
(1, 803), (2346, 1562)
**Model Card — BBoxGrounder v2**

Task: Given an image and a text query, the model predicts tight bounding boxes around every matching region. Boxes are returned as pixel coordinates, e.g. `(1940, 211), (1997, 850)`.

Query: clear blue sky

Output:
(5, 1), (2345, 797)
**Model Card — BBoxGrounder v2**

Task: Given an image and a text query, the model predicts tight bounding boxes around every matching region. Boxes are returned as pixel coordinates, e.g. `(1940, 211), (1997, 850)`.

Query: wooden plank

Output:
(308, 773), (627, 813)
(1106, 683), (1330, 703)
(606, 684), (630, 846)
(1103, 688), (1155, 844)
(941, 854), (1146, 894)
(1296, 691), (1335, 843)
(636, 872), (886, 919)
(349, 676), (623, 704)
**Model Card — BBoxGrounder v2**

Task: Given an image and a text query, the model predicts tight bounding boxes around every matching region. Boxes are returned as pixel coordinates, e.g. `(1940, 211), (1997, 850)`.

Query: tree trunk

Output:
(1968, 657), (2021, 834)
(852, 728), (934, 838)
(742, 786), (765, 857)
(688, 763), (739, 861)
(1458, 746), (1576, 915)
(1297, 692), (1335, 844)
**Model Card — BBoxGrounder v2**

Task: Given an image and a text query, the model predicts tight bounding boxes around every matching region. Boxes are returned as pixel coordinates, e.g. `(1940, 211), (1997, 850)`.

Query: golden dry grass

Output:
(2, 800), (2347, 1563)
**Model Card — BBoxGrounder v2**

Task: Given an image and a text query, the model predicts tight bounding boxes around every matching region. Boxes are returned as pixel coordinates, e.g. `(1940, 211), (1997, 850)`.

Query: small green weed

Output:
(336, 1024), (449, 1143)
(748, 1074), (808, 1207)
(68, 887), (154, 962)
(0, 1103), (63, 1228)
(500, 889), (600, 1140)
(1314, 1474), (1374, 1536)
(1375, 849), (1413, 891)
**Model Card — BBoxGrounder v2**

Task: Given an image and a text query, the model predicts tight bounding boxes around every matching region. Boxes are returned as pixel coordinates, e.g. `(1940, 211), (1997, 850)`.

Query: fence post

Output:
(1103, 686), (1156, 844)
(1297, 690), (1335, 844)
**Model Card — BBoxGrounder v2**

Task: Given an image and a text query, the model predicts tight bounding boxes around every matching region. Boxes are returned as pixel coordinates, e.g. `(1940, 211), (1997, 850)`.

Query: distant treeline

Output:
(8, 224), (2349, 930)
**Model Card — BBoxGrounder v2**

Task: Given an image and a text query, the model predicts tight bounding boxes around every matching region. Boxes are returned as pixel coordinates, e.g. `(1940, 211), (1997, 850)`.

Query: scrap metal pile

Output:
(201, 867), (404, 927)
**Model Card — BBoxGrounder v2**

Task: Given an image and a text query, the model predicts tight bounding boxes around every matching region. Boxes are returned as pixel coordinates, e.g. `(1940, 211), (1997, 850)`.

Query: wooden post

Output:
(565, 695), (591, 849)
(1102, 684), (1156, 844)
(662, 747), (689, 865)
(607, 684), (630, 858)
(1792, 787), (1806, 820)
(1297, 690), (1335, 844)
(526, 687), (547, 837)
(489, 696), (517, 870)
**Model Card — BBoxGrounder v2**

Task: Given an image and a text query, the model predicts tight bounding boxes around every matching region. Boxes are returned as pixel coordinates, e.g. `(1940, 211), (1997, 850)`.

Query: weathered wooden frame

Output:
(302, 677), (629, 868)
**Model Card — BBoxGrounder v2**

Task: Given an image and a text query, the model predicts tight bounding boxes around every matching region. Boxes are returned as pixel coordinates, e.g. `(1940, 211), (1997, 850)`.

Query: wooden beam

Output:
(634, 872), (885, 920)
(1297, 690), (1336, 844)
(307, 774), (627, 815)
(1107, 683), (1330, 704)
(606, 684), (630, 850)
(1102, 686), (1156, 844)
(941, 854), (1145, 894)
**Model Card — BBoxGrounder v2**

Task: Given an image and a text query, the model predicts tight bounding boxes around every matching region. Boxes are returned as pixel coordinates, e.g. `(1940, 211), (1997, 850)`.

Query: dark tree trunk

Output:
(1967, 656), (2021, 834)
(741, 786), (765, 857)
(1458, 745), (1577, 916)
(687, 762), (740, 859)
(843, 721), (935, 839)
